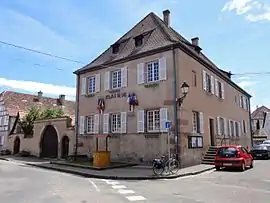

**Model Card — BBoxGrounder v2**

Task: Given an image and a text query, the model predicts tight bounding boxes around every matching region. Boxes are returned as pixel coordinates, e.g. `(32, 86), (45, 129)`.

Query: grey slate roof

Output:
(74, 10), (250, 98)
(75, 11), (221, 73)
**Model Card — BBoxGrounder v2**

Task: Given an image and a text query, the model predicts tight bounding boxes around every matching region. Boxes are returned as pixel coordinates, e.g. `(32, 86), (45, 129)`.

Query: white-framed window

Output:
(146, 61), (159, 83)
(230, 120), (235, 136)
(111, 70), (122, 89)
(147, 109), (160, 132)
(235, 121), (240, 137)
(205, 73), (211, 93)
(88, 76), (96, 94)
(111, 113), (121, 133)
(86, 115), (94, 134)
(192, 111), (200, 133)
(242, 120), (246, 134)
(217, 117), (225, 135)
(217, 81), (222, 99)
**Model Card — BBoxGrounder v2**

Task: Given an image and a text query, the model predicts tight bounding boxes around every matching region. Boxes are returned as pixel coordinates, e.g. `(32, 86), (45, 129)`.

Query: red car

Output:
(214, 145), (254, 171)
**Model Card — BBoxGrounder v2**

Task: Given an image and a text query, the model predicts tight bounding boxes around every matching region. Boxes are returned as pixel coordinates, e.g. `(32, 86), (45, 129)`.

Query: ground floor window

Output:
(86, 115), (94, 134)
(111, 113), (121, 133)
(147, 110), (160, 132)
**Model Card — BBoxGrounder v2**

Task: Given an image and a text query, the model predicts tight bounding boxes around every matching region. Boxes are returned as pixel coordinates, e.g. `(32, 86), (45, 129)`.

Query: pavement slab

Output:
(25, 161), (214, 180)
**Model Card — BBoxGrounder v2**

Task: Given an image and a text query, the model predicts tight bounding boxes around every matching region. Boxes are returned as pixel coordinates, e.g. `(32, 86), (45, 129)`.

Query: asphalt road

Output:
(1, 159), (270, 203)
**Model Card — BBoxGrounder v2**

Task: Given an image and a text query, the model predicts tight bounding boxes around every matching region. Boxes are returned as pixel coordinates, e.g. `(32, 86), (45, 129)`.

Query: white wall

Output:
(0, 96), (9, 148)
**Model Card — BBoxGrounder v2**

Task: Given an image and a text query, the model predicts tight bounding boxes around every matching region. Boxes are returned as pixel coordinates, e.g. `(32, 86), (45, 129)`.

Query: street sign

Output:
(165, 121), (171, 129)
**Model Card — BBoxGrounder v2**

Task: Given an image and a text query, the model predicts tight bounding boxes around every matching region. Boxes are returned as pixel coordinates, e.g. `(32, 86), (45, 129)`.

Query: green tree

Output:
(19, 106), (65, 137)
(40, 107), (64, 120)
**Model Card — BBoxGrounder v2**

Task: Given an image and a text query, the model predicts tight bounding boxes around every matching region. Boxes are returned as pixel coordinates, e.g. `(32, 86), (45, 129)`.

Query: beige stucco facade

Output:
(7, 118), (77, 157)
(76, 48), (252, 167)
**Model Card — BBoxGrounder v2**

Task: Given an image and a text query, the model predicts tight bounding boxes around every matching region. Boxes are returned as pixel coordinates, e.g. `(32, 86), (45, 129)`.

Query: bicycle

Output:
(152, 154), (180, 175)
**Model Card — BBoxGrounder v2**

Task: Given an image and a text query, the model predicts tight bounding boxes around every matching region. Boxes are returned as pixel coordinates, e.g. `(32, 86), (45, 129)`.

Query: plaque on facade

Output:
(105, 92), (127, 99)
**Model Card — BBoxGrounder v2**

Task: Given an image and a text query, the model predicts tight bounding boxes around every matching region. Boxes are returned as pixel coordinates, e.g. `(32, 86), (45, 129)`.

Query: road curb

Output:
(0, 157), (9, 161)
(50, 161), (138, 171)
(26, 163), (215, 180)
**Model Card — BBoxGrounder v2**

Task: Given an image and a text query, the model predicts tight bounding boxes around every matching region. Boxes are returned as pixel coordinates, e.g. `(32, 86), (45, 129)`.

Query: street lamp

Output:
(175, 82), (189, 162)
(177, 82), (189, 106)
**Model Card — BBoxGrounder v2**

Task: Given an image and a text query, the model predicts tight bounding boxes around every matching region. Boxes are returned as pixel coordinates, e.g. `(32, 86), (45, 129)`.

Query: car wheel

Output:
(215, 166), (221, 171)
(250, 160), (254, 168)
(240, 162), (246, 171)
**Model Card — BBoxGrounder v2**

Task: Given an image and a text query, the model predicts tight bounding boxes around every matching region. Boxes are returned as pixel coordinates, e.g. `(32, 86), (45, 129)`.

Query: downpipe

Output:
(172, 46), (180, 162)
(74, 74), (80, 160)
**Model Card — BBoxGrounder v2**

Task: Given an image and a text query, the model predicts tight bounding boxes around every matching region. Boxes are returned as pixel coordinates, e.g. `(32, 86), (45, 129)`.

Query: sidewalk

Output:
(0, 156), (214, 180)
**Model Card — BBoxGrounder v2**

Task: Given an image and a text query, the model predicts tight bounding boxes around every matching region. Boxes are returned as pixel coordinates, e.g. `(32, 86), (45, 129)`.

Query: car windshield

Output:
(252, 145), (268, 150)
(217, 147), (238, 158)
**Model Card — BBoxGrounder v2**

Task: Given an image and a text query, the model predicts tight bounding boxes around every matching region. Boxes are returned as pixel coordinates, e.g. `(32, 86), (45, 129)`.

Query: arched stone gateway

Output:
(61, 136), (69, 159)
(13, 137), (20, 154)
(40, 125), (58, 158)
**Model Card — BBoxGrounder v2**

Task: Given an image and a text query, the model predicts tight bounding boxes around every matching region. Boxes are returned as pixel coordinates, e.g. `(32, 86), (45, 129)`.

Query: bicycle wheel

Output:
(152, 161), (164, 175)
(168, 159), (180, 174)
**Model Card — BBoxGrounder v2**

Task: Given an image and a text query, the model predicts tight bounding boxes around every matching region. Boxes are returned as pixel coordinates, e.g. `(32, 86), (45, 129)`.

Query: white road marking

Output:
(126, 196), (146, 201)
(89, 180), (100, 192)
(107, 181), (120, 185)
(118, 189), (135, 194)
(112, 185), (127, 189)
(102, 179), (147, 201)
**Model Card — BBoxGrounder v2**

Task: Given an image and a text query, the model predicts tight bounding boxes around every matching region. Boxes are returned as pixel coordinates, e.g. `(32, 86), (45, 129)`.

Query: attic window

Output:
(112, 43), (120, 54)
(134, 35), (143, 47)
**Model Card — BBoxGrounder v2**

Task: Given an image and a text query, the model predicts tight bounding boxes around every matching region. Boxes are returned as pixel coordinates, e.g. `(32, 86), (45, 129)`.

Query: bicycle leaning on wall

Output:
(152, 153), (180, 175)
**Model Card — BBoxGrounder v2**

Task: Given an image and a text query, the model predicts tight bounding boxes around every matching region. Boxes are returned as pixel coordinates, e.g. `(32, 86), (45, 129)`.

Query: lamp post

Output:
(175, 82), (189, 161)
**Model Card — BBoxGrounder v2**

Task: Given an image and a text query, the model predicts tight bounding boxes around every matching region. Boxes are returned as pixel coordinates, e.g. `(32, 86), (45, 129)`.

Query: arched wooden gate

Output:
(40, 125), (58, 158)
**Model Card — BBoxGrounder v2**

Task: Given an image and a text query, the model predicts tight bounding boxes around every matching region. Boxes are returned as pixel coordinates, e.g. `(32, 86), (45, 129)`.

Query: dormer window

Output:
(112, 43), (120, 54)
(134, 35), (143, 47)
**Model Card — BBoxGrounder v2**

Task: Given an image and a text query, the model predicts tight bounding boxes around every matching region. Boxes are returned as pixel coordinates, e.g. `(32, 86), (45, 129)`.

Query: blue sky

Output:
(0, 0), (270, 111)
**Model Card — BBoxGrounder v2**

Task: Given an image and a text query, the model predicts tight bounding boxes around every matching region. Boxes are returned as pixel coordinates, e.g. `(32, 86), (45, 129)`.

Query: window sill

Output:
(204, 90), (213, 96)
(144, 82), (159, 88)
(86, 132), (95, 135)
(217, 97), (224, 101)
(86, 93), (95, 98)
(192, 132), (202, 136)
(144, 133), (160, 138)
(108, 89), (121, 93)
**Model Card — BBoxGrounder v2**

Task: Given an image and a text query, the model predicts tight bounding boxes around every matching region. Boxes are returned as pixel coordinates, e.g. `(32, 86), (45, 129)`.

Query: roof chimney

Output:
(59, 94), (65, 105)
(37, 91), (43, 100)
(163, 10), (170, 27)
(191, 37), (199, 46)
(191, 37), (202, 53)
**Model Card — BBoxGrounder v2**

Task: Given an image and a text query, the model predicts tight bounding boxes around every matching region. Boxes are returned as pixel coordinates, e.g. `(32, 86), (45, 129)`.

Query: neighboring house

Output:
(0, 90), (75, 150)
(73, 10), (252, 166)
(251, 105), (270, 134)
(251, 106), (270, 144)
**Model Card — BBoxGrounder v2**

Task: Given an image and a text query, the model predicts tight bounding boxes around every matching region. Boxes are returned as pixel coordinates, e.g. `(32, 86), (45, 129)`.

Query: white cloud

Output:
(222, 0), (254, 14)
(222, 0), (270, 22)
(246, 11), (270, 21)
(236, 80), (256, 88)
(0, 78), (75, 100)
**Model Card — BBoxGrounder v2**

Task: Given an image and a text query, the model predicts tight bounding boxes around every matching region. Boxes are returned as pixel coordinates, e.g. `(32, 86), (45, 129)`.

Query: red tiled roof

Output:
(251, 105), (270, 119)
(0, 91), (75, 119)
